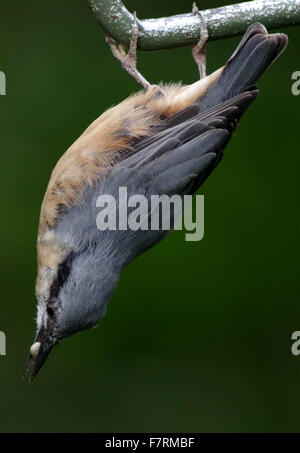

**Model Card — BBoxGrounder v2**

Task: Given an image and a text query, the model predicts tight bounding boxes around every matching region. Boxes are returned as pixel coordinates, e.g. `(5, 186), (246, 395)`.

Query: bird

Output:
(24, 14), (288, 381)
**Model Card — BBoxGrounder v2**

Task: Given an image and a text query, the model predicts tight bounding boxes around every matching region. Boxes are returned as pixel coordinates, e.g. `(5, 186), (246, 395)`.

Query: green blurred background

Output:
(0, 0), (299, 433)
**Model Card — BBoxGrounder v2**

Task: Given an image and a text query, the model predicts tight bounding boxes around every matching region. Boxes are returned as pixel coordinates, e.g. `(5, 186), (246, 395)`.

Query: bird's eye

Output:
(47, 306), (54, 318)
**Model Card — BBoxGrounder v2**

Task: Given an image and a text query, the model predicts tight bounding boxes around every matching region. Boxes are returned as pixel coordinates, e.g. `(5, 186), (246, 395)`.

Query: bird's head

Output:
(24, 224), (121, 381)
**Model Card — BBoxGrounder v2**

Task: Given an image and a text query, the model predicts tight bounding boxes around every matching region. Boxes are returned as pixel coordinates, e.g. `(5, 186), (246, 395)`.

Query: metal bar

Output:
(89, 0), (300, 50)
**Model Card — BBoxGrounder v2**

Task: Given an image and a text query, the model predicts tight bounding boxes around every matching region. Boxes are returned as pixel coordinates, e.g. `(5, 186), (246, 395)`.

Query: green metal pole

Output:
(89, 0), (300, 50)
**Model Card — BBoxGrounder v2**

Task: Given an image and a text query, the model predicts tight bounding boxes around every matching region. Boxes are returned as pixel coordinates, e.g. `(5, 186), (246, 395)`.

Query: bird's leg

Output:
(106, 12), (151, 90)
(191, 2), (208, 79)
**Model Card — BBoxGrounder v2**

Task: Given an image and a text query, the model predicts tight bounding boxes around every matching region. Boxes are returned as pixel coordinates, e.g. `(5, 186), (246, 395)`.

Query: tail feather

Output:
(198, 23), (288, 112)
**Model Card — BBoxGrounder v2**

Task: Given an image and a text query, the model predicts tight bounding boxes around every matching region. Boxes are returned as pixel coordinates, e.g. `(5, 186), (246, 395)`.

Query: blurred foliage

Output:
(0, 0), (299, 433)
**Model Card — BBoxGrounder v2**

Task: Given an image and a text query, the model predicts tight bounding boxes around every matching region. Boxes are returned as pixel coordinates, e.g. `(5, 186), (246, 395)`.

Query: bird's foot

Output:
(106, 12), (151, 90)
(191, 2), (208, 79)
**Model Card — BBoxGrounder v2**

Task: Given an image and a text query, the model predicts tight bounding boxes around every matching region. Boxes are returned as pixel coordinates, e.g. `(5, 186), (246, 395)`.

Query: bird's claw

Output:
(106, 12), (151, 90)
(192, 2), (208, 79)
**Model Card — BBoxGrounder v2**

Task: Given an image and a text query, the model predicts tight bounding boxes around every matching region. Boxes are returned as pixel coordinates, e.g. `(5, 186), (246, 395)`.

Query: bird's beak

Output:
(23, 327), (56, 382)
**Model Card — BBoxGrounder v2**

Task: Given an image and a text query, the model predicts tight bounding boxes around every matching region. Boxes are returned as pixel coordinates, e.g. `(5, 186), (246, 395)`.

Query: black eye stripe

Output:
(57, 254), (73, 287)
(48, 251), (76, 306)
(47, 306), (54, 318)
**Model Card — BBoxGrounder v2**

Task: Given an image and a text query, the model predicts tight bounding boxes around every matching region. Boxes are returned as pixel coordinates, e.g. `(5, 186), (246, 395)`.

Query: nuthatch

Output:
(24, 14), (287, 380)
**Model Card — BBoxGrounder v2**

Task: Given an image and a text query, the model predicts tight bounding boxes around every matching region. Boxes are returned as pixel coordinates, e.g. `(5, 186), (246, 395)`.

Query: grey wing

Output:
(56, 89), (258, 264)
(119, 88), (258, 196)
